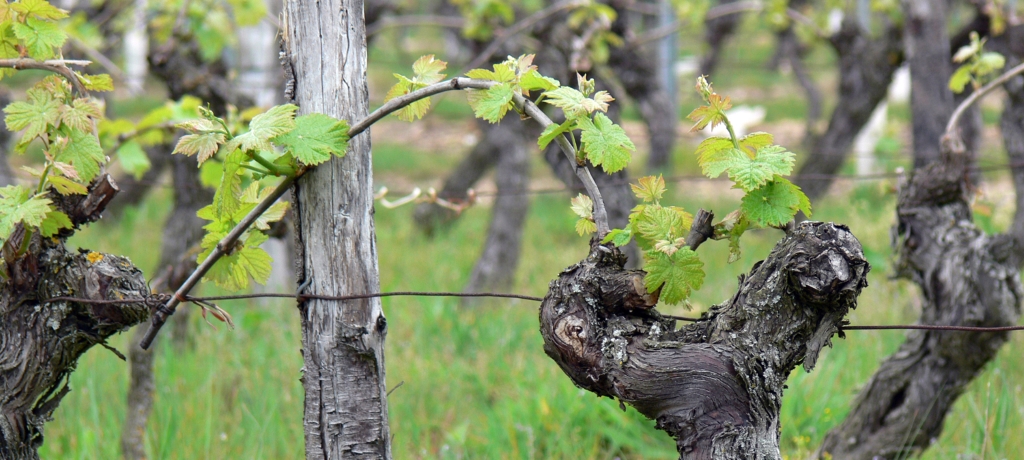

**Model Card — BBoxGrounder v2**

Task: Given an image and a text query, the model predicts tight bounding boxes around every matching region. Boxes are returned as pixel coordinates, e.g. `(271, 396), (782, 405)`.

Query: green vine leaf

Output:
(38, 209), (70, 236)
(740, 177), (811, 227)
(631, 175), (666, 204)
(53, 127), (104, 183)
(11, 16), (65, 59)
(225, 104), (297, 153)
(199, 230), (273, 291)
(0, 185), (52, 241)
(386, 55), (449, 121)
(467, 83), (514, 123)
(271, 113), (349, 166)
(4, 87), (61, 148)
(687, 92), (731, 132)
(644, 247), (704, 306)
(538, 118), (572, 149)
(10, 0), (68, 20)
(578, 113), (634, 173)
(59, 98), (102, 132)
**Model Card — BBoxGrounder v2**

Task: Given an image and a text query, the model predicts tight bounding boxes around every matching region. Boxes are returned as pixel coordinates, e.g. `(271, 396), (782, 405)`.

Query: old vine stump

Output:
(539, 221), (869, 459)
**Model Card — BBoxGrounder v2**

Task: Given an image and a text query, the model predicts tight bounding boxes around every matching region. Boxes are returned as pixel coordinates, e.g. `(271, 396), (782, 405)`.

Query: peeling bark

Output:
(1, 176), (149, 459)
(283, 1), (392, 457)
(540, 222), (869, 458)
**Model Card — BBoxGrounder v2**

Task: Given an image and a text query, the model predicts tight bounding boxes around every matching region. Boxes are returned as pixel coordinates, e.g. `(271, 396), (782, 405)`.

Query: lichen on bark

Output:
(539, 221), (869, 459)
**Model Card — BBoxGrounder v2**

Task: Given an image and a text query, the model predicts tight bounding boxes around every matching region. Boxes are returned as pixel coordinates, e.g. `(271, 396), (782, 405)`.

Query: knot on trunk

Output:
(539, 222), (869, 459)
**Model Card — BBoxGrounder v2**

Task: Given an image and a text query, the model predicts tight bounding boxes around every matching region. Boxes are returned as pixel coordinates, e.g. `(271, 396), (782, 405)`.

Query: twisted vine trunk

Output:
(815, 138), (1023, 459)
(283, 1), (392, 457)
(815, 22), (1024, 460)
(539, 222), (869, 459)
(1, 177), (150, 459)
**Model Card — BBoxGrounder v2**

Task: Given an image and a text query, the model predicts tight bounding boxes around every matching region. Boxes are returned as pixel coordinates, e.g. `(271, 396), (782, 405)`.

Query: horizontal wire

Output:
(39, 292), (1024, 333)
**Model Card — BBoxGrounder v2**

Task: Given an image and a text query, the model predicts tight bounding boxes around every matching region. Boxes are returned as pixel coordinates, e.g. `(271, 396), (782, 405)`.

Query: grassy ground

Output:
(29, 15), (1024, 460)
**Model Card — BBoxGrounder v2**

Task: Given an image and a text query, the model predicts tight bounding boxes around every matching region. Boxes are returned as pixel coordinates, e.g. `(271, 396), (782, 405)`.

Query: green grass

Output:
(37, 170), (1024, 459)
(30, 17), (1024, 460)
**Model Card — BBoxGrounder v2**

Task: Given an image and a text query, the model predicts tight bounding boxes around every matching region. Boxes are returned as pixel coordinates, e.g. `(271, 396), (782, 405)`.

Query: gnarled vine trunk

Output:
(1, 177), (149, 459)
(539, 222), (869, 459)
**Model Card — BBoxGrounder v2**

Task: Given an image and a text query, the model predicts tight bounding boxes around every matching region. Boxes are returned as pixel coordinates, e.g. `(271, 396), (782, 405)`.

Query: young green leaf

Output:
(199, 231), (273, 291)
(225, 104), (297, 153)
(631, 175), (666, 203)
(602, 227), (632, 247)
(643, 247), (704, 306)
(570, 193), (593, 219)
(11, 17), (66, 59)
(4, 87), (61, 145)
(543, 85), (612, 118)
(47, 174), (87, 195)
(75, 73), (114, 92)
(53, 127), (104, 183)
(411, 54), (447, 84)
(272, 113), (349, 166)
(38, 209), (71, 236)
(0, 185), (52, 240)
(687, 92), (732, 132)
(740, 177), (810, 227)
(175, 131), (226, 164)
(10, 0), (68, 20)
(60, 98), (102, 132)
(578, 113), (634, 173)
(466, 83), (514, 123)
(537, 118), (573, 149)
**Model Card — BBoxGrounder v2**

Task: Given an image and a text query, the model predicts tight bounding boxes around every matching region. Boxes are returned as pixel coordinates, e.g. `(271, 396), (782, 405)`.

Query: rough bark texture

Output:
(464, 118), (531, 293)
(121, 154), (211, 460)
(283, 1), (392, 458)
(904, 0), (953, 168)
(816, 138), (1023, 459)
(1, 176), (149, 459)
(794, 18), (903, 202)
(540, 222), (868, 458)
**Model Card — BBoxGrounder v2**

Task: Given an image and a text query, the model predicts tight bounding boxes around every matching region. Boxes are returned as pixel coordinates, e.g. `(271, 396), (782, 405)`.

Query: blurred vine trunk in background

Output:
(814, 8), (1024, 460)
(0, 88), (13, 187)
(698, 0), (742, 78)
(121, 154), (211, 460)
(282, 0), (393, 457)
(120, 12), (254, 457)
(793, 17), (903, 202)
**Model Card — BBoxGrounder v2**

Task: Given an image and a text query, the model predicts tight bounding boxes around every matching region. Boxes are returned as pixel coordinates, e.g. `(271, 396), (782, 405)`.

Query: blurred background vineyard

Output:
(9, 3), (1023, 459)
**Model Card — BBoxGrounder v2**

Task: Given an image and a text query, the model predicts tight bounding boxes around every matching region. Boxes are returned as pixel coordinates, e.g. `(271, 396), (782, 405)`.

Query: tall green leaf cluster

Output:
(172, 104), (350, 290)
(595, 77), (810, 306)
(0, 0), (116, 282)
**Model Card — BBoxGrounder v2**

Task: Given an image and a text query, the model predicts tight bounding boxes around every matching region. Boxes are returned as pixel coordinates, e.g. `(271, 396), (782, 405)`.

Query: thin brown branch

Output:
(138, 172), (302, 349)
(946, 61), (1024, 137)
(0, 58), (91, 95)
(69, 38), (127, 84)
(354, 76), (609, 232)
